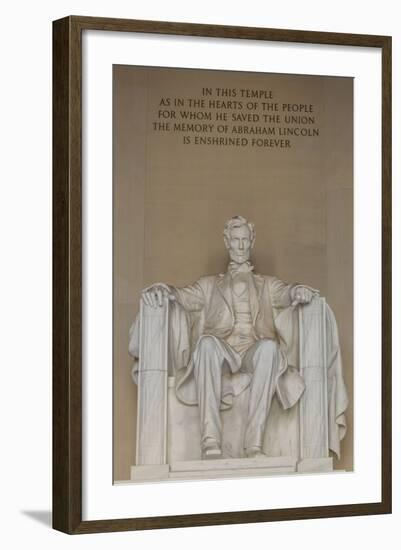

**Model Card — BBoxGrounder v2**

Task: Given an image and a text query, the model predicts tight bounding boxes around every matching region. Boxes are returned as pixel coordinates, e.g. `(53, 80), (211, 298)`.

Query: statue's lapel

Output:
(217, 272), (234, 318)
(249, 273), (265, 323)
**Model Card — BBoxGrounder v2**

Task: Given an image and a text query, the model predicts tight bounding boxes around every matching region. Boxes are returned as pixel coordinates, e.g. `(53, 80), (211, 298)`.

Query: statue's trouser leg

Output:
(192, 335), (226, 450)
(243, 339), (279, 451)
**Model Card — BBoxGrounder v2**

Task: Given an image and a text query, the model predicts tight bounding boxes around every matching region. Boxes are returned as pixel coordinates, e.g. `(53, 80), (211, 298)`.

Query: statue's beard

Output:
(229, 251), (250, 264)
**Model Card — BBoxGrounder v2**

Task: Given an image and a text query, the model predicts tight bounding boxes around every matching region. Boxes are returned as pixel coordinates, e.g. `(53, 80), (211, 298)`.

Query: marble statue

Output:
(129, 216), (348, 480)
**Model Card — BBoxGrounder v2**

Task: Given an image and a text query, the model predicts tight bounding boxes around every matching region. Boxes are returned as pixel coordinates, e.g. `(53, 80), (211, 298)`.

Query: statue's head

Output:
(223, 216), (255, 264)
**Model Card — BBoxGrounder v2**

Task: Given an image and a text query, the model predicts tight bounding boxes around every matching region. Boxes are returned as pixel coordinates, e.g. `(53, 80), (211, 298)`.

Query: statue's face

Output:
(225, 224), (254, 264)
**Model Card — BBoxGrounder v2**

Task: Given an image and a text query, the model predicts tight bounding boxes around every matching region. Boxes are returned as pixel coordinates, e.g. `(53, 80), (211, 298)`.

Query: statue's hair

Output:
(223, 216), (255, 243)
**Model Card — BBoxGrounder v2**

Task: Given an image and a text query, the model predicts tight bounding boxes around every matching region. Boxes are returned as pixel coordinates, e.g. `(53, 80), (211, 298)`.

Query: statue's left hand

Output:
(291, 285), (319, 306)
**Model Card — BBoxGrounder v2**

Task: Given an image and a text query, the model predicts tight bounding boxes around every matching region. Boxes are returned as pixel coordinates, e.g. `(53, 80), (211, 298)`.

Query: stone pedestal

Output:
(297, 458), (333, 473)
(132, 456), (297, 481)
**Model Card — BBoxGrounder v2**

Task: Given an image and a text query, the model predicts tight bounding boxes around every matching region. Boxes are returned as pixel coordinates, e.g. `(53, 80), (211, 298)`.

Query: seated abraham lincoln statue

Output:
(129, 216), (348, 477)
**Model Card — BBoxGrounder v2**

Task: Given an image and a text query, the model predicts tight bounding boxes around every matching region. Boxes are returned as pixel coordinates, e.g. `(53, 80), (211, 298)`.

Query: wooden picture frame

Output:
(53, 15), (391, 534)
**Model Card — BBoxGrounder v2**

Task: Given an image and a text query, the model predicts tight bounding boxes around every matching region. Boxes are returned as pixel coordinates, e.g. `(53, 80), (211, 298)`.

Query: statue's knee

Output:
(256, 339), (279, 359)
(197, 335), (218, 355)
(194, 336), (223, 375)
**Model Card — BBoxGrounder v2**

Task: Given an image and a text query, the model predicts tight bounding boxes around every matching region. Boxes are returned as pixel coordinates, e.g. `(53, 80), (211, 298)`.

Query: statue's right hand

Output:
(141, 283), (175, 308)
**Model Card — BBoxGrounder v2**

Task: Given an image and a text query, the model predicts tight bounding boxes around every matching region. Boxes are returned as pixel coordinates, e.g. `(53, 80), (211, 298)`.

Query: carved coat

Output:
(168, 272), (306, 411)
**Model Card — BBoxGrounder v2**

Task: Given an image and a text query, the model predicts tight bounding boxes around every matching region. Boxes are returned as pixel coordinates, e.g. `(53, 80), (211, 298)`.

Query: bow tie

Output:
(228, 261), (254, 277)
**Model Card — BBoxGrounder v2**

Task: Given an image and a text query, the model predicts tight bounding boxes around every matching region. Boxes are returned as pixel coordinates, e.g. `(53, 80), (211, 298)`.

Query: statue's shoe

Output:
(202, 441), (222, 460)
(245, 446), (266, 459)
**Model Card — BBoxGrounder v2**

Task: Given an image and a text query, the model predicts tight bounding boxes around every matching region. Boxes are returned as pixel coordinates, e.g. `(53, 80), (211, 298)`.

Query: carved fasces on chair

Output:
(135, 298), (169, 466)
(298, 297), (332, 471)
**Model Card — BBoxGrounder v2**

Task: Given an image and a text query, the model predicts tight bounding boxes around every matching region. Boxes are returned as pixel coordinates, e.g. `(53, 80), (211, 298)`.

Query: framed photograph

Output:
(53, 16), (391, 534)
